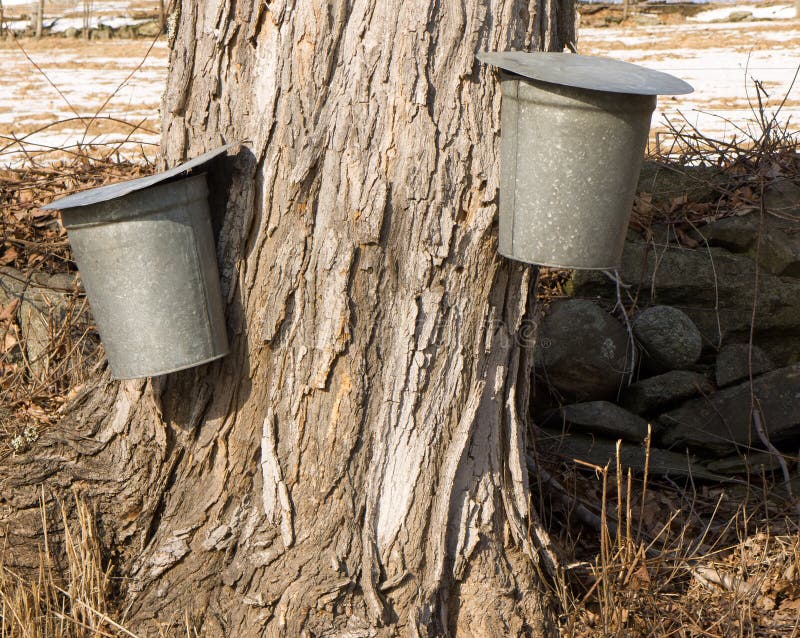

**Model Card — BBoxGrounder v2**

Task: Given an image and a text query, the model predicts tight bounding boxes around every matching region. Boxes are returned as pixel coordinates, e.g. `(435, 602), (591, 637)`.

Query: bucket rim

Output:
(42, 141), (240, 211)
(477, 52), (693, 96)
(498, 250), (621, 271)
(110, 349), (230, 380)
(61, 172), (210, 229)
(505, 79), (657, 113)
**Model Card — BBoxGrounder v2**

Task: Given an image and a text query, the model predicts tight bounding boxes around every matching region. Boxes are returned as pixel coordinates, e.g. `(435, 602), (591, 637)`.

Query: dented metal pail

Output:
(59, 173), (229, 379)
(477, 53), (693, 269)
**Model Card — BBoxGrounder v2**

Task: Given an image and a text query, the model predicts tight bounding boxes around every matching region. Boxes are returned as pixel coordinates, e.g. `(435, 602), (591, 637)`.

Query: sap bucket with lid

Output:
(42, 143), (239, 379)
(477, 52), (693, 269)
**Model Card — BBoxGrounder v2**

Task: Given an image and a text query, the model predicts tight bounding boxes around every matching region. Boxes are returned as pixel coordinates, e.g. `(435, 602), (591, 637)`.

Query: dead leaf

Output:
(0, 362), (18, 376)
(3, 332), (18, 352)
(757, 595), (776, 611)
(668, 194), (689, 213)
(780, 597), (800, 612)
(27, 253), (45, 267)
(63, 383), (85, 404)
(0, 246), (19, 265)
(772, 579), (796, 597)
(631, 564), (651, 589)
(675, 226), (700, 249)
(0, 299), (19, 322)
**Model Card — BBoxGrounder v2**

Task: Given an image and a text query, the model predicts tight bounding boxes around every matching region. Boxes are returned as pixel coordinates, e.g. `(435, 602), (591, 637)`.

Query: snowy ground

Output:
(0, 0), (164, 166)
(1, 0), (155, 12)
(0, 2), (798, 165)
(0, 39), (167, 166)
(580, 3), (800, 148)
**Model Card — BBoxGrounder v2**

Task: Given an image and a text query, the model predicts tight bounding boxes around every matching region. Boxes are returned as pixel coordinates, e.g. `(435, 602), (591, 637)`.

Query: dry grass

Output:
(532, 84), (800, 637)
(531, 420), (800, 636)
(547, 449), (800, 637)
(0, 491), (133, 638)
(0, 490), (205, 637)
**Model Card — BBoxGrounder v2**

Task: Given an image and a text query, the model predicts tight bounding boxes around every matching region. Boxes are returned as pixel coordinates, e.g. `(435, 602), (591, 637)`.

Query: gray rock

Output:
(545, 401), (649, 442)
(659, 364), (800, 455)
(726, 10), (753, 22)
(633, 12), (660, 25)
(694, 214), (757, 253)
(568, 240), (800, 365)
(19, 283), (72, 381)
(540, 430), (728, 481)
(765, 178), (800, 216)
(715, 343), (774, 387)
(637, 162), (724, 204)
(621, 370), (713, 415)
(694, 213), (800, 277)
(0, 267), (79, 380)
(579, 4), (605, 14)
(633, 305), (702, 371)
(706, 451), (783, 475)
(642, 223), (683, 246)
(535, 299), (633, 401)
(136, 21), (162, 37)
(759, 226), (800, 278)
(0, 269), (23, 308)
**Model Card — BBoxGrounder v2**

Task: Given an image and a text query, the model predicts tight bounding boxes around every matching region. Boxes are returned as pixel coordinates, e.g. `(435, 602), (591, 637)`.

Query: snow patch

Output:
(689, 3), (795, 21)
(581, 18), (800, 142)
(46, 15), (147, 32)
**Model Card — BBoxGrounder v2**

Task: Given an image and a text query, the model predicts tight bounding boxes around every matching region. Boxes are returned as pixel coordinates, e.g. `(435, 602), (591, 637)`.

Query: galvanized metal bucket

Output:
(43, 144), (236, 379)
(477, 53), (693, 269)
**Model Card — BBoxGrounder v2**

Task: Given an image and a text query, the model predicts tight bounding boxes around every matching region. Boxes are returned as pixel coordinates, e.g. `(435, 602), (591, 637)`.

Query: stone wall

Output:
(534, 167), (800, 479)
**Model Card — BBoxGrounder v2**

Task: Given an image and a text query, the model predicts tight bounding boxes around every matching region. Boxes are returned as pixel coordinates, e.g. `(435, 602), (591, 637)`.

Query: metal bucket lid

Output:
(476, 52), (693, 96)
(42, 142), (241, 211)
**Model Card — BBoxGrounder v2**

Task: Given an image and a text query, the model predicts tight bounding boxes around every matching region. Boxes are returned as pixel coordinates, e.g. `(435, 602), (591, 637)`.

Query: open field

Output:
(0, 1), (797, 164)
(0, 0), (161, 35)
(0, 37), (167, 165)
(0, 0), (164, 165)
(581, 3), (800, 148)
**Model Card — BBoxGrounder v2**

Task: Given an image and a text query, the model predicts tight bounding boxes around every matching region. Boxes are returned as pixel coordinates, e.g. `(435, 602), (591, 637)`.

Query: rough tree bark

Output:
(2, 0), (575, 635)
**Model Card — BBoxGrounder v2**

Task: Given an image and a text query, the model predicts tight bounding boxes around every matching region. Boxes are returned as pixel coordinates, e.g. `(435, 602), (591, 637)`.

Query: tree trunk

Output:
(82, 0), (91, 40)
(2, 0), (574, 635)
(34, 0), (43, 38)
(158, 0), (165, 34)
